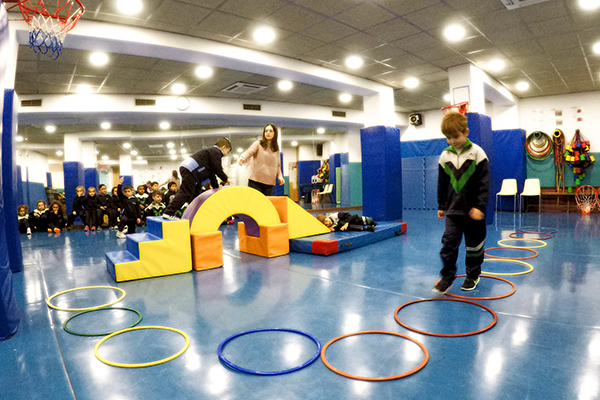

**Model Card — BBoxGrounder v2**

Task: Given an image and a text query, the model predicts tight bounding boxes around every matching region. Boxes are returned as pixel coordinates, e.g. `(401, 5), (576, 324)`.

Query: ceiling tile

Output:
(471, 9), (524, 33)
(551, 57), (587, 70)
(432, 54), (470, 69)
(443, 0), (505, 17)
(193, 11), (253, 38)
(359, 44), (406, 62)
(302, 19), (359, 43)
(577, 27), (600, 46)
(334, 32), (387, 53)
(333, 3), (396, 30)
(293, 0), (360, 16)
(483, 26), (535, 45)
(500, 41), (545, 57)
(373, 0), (440, 17)
(302, 44), (348, 63)
(268, 34), (326, 56)
(513, 0), (568, 24)
(402, 4), (461, 31)
(217, 0), (287, 20)
(527, 17), (576, 38)
(149, 0), (211, 28)
(365, 17), (421, 42)
(393, 32), (441, 53)
(262, 4), (326, 32)
(412, 45), (457, 62)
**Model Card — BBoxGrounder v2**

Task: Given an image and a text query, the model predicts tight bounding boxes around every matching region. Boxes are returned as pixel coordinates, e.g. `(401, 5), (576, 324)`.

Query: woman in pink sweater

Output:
(238, 123), (285, 195)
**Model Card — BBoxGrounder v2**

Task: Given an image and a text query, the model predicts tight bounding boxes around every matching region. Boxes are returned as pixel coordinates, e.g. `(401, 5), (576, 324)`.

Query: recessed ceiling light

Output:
(171, 83), (186, 95)
(76, 84), (92, 94)
(123, 142), (131, 149)
(181, 149), (188, 154)
(516, 81), (530, 91)
(592, 41), (600, 54)
(16, 135), (24, 142)
(56, 150), (63, 156)
(579, 0), (600, 10)
(345, 55), (363, 69)
(136, 156), (142, 160)
(166, 142), (175, 148)
(237, 148), (243, 153)
(339, 93), (352, 103)
(170, 155), (178, 160)
(317, 128), (325, 134)
(101, 155), (108, 160)
(444, 24), (466, 42)
(169, 149), (176, 154)
(488, 59), (505, 71)
(45, 125), (56, 133)
(278, 80), (293, 91)
(130, 150), (138, 156)
(443, 93), (452, 102)
(253, 26), (276, 44)
(116, 0), (142, 15)
(100, 122), (111, 130)
(89, 52), (108, 66)
(159, 121), (171, 130)
(195, 65), (213, 79)
(95, 150), (99, 154)
(403, 78), (419, 88)
(291, 141), (298, 147)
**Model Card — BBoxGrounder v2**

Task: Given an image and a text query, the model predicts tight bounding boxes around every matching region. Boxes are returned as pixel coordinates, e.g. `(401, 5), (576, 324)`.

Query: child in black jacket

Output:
(47, 201), (66, 233)
(30, 200), (49, 232)
(67, 186), (87, 230)
(86, 187), (100, 231)
(96, 184), (112, 229)
(17, 205), (32, 235)
(107, 187), (121, 230)
(144, 191), (166, 217)
(317, 212), (377, 232)
(116, 177), (141, 239)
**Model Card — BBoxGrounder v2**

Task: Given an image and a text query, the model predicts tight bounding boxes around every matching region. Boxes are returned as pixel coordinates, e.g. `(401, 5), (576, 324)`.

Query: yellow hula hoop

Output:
(47, 286), (126, 312)
(482, 259), (534, 276)
(94, 326), (190, 368)
(498, 238), (547, 249)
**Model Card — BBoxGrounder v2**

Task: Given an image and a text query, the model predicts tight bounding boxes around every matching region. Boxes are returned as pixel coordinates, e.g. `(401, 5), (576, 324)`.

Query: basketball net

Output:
(575, 185), (596, 215)
(441, 101), (469, 115)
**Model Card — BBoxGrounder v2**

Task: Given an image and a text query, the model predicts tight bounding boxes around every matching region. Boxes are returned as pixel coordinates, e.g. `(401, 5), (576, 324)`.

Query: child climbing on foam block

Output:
(317, 212), (377, 232)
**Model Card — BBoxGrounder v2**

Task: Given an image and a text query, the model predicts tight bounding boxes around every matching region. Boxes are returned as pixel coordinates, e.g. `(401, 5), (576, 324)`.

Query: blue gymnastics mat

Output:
(289, 221), (407, 256)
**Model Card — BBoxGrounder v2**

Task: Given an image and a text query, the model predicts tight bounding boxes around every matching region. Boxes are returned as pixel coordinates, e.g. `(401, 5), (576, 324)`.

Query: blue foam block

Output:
(106, 251), (138, 281)
(125, 233), (161, 259)
(290, 221), (407, 256)
(146, 217), (165, 238)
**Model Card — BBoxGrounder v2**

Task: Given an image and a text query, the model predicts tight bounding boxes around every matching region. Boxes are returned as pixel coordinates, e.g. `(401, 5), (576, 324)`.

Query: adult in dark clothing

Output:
(66, 186), (87, 230)
(163, 137), (231, 219)
(116, 177), (142, 239)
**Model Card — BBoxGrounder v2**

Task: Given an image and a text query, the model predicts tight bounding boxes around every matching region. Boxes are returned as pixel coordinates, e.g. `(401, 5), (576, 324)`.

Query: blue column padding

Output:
(424, 156), (439, 210)
(340, 153), (350, 206)
(63, 161), (84, 214)
(328, 153), (341, 204)
(2, 89), (23, 272)
(272, 153), (284, 196)
(401, 157), (423, 209)
(46, 172), (52, 188)
(16, 165), (23, 206)
(297, 161), (320, 201)
(25, 183), (47, 211)
(121, 175), (133, 188)
(401, 139), (448, 158)
(493, 129), (526, 211)
(84, 168), (99, 190)
(466, 113), (494, 224)
(360, 125), (402, 221)
(23, 167), (30, 209)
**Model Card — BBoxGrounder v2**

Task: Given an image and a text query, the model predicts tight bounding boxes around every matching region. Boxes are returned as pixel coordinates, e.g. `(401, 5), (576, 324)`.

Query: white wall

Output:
(131, 160), (182, 188)
(17, 150), (48, 184)
(48, 163), (64, 189)
(400, 110), (445, 142)
(282, 146), (297, 176)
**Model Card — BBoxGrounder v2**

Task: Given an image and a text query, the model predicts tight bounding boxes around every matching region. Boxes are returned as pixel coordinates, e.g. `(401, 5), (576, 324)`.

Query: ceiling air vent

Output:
(243, 104), (261, 111)
(500, 0), (550, 10)
(222, 82), (267, 95)
(135, 99), (156, 106)
(21, 99), (42, 107)
(332, 111), (346, 118)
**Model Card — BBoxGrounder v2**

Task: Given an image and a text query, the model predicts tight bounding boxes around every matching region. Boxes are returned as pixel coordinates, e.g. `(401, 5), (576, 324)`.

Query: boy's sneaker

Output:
(84, 225), (89, 231)
(366, 225), (375, 232)
(162, 214), (178, 220)
(461, 277), (480, 291)
(26, 228), (32, 235)
(116, 230), (126, 239)
(432, 277), (453, 294)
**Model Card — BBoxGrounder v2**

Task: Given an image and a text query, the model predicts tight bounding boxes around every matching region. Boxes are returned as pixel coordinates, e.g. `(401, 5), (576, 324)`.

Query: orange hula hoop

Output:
(320, 330), (429, 381)
(443, 274), (516, 300)
(394, 298), (497, 337)
(484, 246), (538, 260)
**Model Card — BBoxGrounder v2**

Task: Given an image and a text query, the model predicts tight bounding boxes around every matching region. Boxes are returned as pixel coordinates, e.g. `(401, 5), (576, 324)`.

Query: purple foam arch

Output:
(181, 187), (261, 237)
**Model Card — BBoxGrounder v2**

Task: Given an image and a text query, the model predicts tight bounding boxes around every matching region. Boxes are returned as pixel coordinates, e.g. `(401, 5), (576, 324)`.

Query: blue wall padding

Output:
(0, 206), (20, 340)
(121, 175), (133, 188)
(340, 153), (350, 206)
(16, 165), (23, 206)
(424, 156), (439, 210)
(46, 172), (52, 188)
(360, 125), (402, 221)
(328, 153), (341, 203)
(466, 113), (494, 225)
(84, 168), (98, 191)
(401, 157), (424, 209)
(2, 89), (23, 273)
(401, 139), (447, 158)
(349, 163), (362, 207)
(297, 160), (320, 200)
(493, 129), (526, 211)
(24, 182), (46, 212)
(272, 153), (284, 196)
(63, 162), (84, 214)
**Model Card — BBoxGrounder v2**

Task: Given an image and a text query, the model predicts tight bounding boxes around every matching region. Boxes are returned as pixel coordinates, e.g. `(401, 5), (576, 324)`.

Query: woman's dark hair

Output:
(260, 123), (279, 152)
(172, 170), (179, 179)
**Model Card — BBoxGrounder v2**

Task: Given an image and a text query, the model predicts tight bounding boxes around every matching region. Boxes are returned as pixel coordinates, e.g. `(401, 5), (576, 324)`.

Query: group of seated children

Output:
(19, 180), (178, 238)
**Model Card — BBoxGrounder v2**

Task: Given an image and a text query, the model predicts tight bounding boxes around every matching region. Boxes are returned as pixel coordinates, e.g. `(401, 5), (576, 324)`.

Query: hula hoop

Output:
(394, 298), (497, 337)
(218, 328), (321, 376)
(498, 238), (547, 249)
(509, 231), (553, 240)
(484, 246), (538, 260)
(482, 259), (533, 276)
(63, 307), (142, 336)
(444, 275), (516, 300)
(47, 286), (126, 312)
(94, 326), (190, 368)
(519, 226), (558, 234)
(320, 330), (428, 381)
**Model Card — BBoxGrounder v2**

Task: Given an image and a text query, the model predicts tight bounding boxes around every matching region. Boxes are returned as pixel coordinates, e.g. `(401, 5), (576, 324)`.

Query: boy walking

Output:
(433, 112), (490, 294)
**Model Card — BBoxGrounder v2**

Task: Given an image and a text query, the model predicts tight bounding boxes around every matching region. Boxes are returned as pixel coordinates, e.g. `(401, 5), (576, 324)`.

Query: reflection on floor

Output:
(2, 211), (599, 399)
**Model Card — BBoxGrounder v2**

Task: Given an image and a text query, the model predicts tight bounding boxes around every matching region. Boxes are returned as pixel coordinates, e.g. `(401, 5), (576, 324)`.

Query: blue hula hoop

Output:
(218, 328), (321, 375)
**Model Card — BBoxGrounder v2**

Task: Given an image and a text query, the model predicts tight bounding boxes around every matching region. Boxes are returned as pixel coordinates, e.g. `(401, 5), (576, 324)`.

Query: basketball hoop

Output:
(441, 101), (469, 115)
(575, 185), (596, 215)
(14, 0), (85, 60)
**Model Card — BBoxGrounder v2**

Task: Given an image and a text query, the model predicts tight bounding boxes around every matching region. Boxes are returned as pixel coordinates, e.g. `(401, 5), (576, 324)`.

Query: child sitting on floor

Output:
(47, 201), (66, 233)
(317, 212), (377, 232)
(17, 205), (32, 235)
(30, 200), (49, 232)
(144, 191), (166, 217)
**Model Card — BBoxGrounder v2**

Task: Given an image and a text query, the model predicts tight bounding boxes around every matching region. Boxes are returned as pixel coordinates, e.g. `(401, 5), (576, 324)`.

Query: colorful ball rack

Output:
(564, 129), (595, 185)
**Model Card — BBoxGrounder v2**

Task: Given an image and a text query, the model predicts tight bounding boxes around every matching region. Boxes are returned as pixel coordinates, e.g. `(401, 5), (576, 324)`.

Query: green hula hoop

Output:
(63, 307), (143, 337)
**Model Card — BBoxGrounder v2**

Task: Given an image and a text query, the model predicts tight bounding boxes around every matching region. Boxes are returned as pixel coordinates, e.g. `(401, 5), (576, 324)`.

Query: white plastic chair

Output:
(317, 184), (333, 203)
(495, 179), (518, 212)
(520, 178), (541, 213)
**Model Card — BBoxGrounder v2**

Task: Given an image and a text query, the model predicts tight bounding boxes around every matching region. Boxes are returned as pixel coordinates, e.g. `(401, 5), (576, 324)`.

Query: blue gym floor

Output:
(2, 210), (599, 400)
